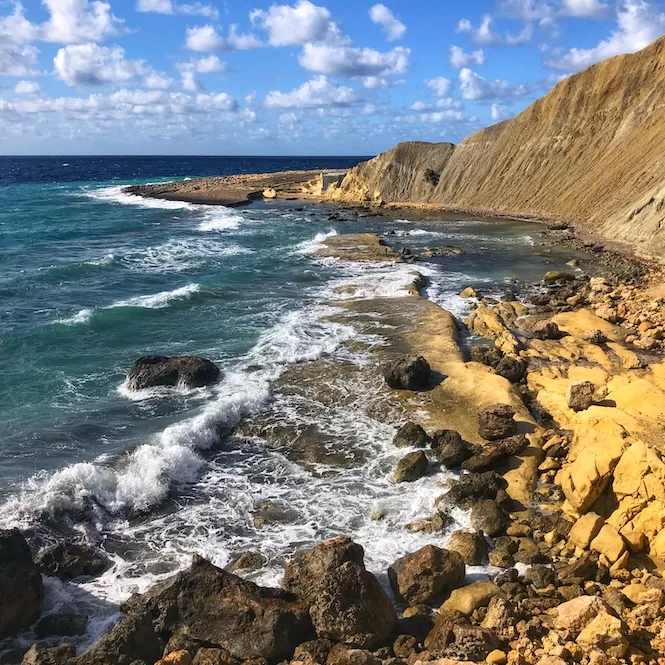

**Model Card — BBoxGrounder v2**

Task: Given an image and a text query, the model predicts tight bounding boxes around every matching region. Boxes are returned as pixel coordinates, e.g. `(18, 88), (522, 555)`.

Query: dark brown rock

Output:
(495, 356), (526, 383)
(293, 639), (335, 665)
(524, 565), (557, 589)
(567, 380), (595, 412)
(22, 645), (75, 665)
(429, 430), (473, 468)
(477, 404), (517, 441)
(469, 501), (507, 537)
(309, 561), (397, 649)
(383, 356), (431, 391)
(0, 529), (44, 639)
(461, 435), (529, 473)
(193, 648), (241, 665)
(34, 541), (111, 581)
(392, 423), (430, 449)
(393, 451), (428, 483)
(532, 320), (565, 340)
(126, 355), (221, 390)
(446, 531), (489, 566)
(423, 610), (463, 653)
(228, 552), (267, 574)
(443, 624), (499, 661)
(34, 614), (88, 638)
(325, 645), (380, 665)
(469, 346), (503, 368)
(435, 472), (506, 510)
(388, 546), (465, 606)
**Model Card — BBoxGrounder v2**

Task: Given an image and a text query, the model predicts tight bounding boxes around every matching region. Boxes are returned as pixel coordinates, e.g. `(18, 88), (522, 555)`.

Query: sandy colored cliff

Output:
(327, 35), (665, 257)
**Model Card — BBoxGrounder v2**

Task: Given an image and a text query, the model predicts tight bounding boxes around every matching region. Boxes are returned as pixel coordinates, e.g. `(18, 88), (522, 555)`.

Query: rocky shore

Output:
(3, 230), (665, 665)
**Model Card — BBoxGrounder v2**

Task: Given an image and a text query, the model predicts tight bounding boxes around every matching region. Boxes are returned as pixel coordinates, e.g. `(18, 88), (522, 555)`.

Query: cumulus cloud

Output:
(264, 75), (361, 109)
(561, 0), (613, 17)
(185, 25), (232, 52)
(456, 15), (500, 45)
(53, 43), (167, 87)
(491, 103), (512, 120)
(459, 68), (529, 100)
(547, 0), (665, 70)
(425, 77), (453, 97)
(14, 79), (40, 94)
(369, 4), (406, 41)
(299, 43), (409, 79)
(250, 0), (341, 47)
(177, 54), (227, 91)
(136, 0), (219, 20)
(449, 46), (485, 69)
(40, 0), (121, 44)
(409, 98), (463, 112)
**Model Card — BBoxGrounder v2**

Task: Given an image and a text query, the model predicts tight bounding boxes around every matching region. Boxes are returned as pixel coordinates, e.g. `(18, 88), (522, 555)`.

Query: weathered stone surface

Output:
(34, 613), (88, 638)
(445, 531), (488, 566)
(524, 566), (556, 589)
(469, 500), (507, 537)
(283, 538), (365, 604)
(430, 430), (472, 468)
(544, 271), (575, 283)
(444, 624), (499, 661)
(440, 581), (500, 615)
(568, 513), (603, 550)
(392, 423), (430, 448)
(292, 638), (334, 665)
(469, 345), (503, 368)
(532, 320), (564, 340)
(22, 644), (76, 665)
(325, 644), (380, 665)
(477, 404), (517, 441)
(393, 451), (428, 483)
(388, 546), (465, 605)
(495, 357), (526, 383)
(405, 512), (452, 534)
(590, 524), (626, 563)
(35, 541), (111, 581)
(567, 381), (595, 412)
(552, 596), (608, 636)
(461, 435), (528, 473)
(436, 472), (506, 510)
(126, 355), (221, 390)
(576, 611), (628, 657)
(228, 552), (267, 574)
(309, 561), (397, 649)
(0, 529), (44, 639)
(156, 652), (192, 665)
(383, 356), (431, 391)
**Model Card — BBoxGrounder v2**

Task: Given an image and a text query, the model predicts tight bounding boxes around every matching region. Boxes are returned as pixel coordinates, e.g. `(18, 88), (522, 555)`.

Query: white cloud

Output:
(456, 15), (499, 45)
(40, 0), (121, 44)
(561, 0), (613, 18)
(264, 75), (361, 109)
(228, 25), (263, 49)
(410, 98), (463, 112)
(491, 103), (512, 120)
(449, 46), (485, 69)
(496, 0), (555, 22)
(250, 0), (340, 47)
(144, 72), (173, 89)
(362, 76), (390, 89)
(53, 43), (166, 87)
(369, 4), (406, 41)
(136, 0), (219, 20)
(299, 43), (409, 78)
(459, 68), (529, 100)
(505, 22), (534, 45)
(185, 25), (232, 52)
(425, 76), (453, 97)
(547, 0), (665, 71)
(14, 80), (40, 94)
(0, 42), (39, 76)
(176, 54), (227, 91)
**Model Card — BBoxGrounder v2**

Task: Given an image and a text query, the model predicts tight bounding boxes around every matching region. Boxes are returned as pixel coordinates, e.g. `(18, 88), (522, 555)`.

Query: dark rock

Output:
(193, 647), (241, 665)
(469, 346), (503, 368)
(34, 614), (88, 638)
(446, 531), (489, 566)
(393, 451), (428, 483)
(325, 645), (380, 665)
(488, 549), (514, 568)
(493, 569), (519, 585)
(309, 561), (397, 649)
(392, 423), (430, 449)
(228, 552), (267, 574)
(469, 501), (507, 537)
(282, 537), (365, 604)
(405, 512), (452, 534)
(532, 320), (565, 340)
(461, 435), (529, 473)
(392, 635), (419, 660)
(0, 529), (44, 639)
(22, 645), (75, 665)
(383, 356), (431, 391)
(567, 380), (595, 412)
(495, 356), (526, 383)
(251, 501), (297, 529)
(293, 639), (335, 664)
(436, 472), (506, 510)
(423, 610), (463, 652)
(396, 613), (433, 640)
(524, 565), (557, 589)
(164, 634), (225, 659)
(555, 553), (599, 586)
(513, 538), (547, 565)
(443, 625), (499, 661)
(388, 546), (465, 605)
(126, 355), (220, 390)
(430, 430), (473, 468)
(477, 404), (517, 441)
(423, 169), (440, 186)
(35, 542), (111, 581)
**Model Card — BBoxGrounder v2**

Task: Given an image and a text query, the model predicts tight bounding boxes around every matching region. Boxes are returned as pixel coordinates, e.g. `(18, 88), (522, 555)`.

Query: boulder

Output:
(543, 271), (575, 283)
(469, 346), (503, 368)
(0, 529), (44, 639)
(388, 546), (465, 605)
(524, 566), (556, 589)
(444, 624), (499, 661)
(35, 542), (111, 581)
(469, 501), (507, 537)
(437, 472), (506, 510)
(567, 381), (595, 412)
(576, 612), (628, 657)
(383, 356), (431, 391)
(34, 613), (88, 638)
(156, 652), (192, 665)
(495, 357), (526, 383)
(423, 610), (460, 652)
(477, 404), (517, 441)
(441, 581), (500, 615)
(445, 531), (488, 566)
(430, 430), (473, 468)
(405, 512), (452, 534)
(325, 645), (380, 665)
(582, 329), (607, 344)
(22, 644), (75, 665)
(309, 561), (397, 649)
(568, 513), (604, 550)
(461, 435), (528, 473)
(460, 287), (480, 299)
(392, 423), (430, 448)
(590, 524), (626, 563)
(532, 320), (564, 340)
(127, 355), (220, 390)
(193, 647), (240, 665)
(228, 552), (267, 574)
(292, 638), (334, 664)
(393, 451), (428, 483)
(552, 596), (608, 636)
(282, 537), (365, 604)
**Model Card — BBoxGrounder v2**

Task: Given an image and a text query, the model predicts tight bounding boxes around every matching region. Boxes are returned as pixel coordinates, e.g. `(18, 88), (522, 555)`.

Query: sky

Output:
(1, 0), (664, 155)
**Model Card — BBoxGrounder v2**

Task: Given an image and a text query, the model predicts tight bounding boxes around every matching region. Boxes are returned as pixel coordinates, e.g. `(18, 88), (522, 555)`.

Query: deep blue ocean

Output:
(0, 156), (583, 651)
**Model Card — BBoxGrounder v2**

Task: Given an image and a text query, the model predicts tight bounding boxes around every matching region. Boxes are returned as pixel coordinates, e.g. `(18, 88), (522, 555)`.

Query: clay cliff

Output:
(327, 35), (665, 257)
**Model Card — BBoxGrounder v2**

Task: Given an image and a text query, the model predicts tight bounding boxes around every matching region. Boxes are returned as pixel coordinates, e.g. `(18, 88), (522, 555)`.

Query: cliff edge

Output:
(327, 35), (665, 257)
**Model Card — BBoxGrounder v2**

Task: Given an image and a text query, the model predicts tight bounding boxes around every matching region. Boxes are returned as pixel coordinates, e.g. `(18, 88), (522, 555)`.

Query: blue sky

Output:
(1, 0), (664, 155)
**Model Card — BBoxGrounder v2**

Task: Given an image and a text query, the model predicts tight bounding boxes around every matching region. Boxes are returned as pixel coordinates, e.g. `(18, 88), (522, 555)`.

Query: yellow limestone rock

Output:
(157, 652), (193, 665)
(440, 581), (500, 615)
(576, 612), (628, 658)
(552, 310), (626, 343)
(622, 583), (649, 604)
(568, 512), (604, 549)
(590, 524), (626, 563)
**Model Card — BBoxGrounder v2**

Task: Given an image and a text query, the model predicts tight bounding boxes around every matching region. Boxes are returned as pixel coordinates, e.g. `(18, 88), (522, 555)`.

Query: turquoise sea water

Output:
(0, 156), (583, 650)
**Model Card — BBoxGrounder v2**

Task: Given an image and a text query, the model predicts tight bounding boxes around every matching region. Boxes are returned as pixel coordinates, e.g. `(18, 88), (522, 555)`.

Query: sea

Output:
(0, 156), (582, 650)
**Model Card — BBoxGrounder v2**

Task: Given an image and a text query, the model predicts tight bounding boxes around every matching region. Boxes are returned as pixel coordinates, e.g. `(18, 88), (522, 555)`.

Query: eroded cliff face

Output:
(327, 35), (665, 257)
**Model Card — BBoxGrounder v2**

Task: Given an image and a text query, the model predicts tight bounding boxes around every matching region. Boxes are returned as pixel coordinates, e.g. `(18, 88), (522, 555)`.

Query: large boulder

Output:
(461, 435), (528, 473)
(388, 545), (465, 605)
(477, 405), (517, 441)
(392, 422), (430, 448)
(393, 451), (428, 483)
(282, 538), (365, 604)
(469, 501), (507, 537)
(532, 320), (565, 340)
(383, 356), (431, 391)
(436, 472), (506, 510)
(469, 346), (503, 368)
(35, 541), (111, 581)
(22, 644), (76, 665)
(309, 561), (397, 649)
(576, 612), (628, 657)
(552, 596), (608, 636)
(446, 531), (489, 566)
(126, 355), (221, 390)
(495, 356), (526, 383)
(441, 581), (501, 615)
(567, 381), (595, 412)
(430, 430), (473, 468)
(0, 529), (44, 639)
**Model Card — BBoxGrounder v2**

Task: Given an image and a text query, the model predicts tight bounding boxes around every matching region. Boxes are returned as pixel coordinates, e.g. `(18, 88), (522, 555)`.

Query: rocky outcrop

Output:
(126, 355), (221, 390)
(0, 529), (43, 639)
(382, 355), (431, 391)
(393, 451), (428, 483)
(326, 35), (665, 257)
(35, 541), (111, 580)
(392, 422), (430, 448)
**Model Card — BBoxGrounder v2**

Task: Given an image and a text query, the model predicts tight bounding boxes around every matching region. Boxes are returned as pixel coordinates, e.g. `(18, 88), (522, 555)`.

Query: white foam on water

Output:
(293, 229), (338, 255)
(197, 208), (245, 232)
(86, 186), (198, 211)
(84, 253), (116, 267)
(53, 308), (94, 326)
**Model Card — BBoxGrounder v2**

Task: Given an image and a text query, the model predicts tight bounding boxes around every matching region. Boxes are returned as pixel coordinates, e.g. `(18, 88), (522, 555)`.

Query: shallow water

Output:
(0, 157), (583, 651)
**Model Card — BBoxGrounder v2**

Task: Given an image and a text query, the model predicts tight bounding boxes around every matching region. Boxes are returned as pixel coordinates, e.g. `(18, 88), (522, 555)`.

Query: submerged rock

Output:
(34, 613), (88, 638)
(393, 451), (428, 483)
(0, 529), (44, 639)
(382, 356), (431, 391)
(477, 404), (517, 441)
(126, 355), (221, 390)
(35, 541), (111, 581)
(392, 422), (430, 448)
